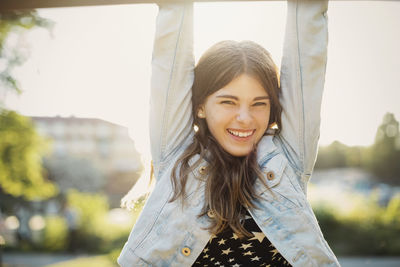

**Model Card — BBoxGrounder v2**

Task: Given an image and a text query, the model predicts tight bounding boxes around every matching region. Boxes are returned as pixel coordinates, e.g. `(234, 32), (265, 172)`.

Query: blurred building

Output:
(31, 115), (143, 206)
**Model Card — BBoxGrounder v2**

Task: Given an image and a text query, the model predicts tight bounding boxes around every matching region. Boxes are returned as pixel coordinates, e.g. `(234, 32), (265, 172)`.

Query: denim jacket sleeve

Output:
(150, 0), (328, 187)
(149, 3), (194, 179)
(278, 0), (328, 189)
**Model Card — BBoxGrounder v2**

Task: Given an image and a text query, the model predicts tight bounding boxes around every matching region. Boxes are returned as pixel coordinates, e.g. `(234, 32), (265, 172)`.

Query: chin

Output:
(226, 148), (253, 157)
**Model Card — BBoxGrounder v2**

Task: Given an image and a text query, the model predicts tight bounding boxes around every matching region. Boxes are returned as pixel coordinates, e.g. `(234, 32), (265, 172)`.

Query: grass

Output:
(44, 255), (117, 267)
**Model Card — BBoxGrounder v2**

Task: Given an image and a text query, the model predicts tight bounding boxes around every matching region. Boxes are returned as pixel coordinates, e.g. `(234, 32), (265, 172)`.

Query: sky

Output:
(4, 1), (400, 159)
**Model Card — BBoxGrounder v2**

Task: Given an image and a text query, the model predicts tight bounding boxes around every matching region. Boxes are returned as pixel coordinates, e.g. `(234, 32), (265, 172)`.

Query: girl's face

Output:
(198, 74), (271, 157)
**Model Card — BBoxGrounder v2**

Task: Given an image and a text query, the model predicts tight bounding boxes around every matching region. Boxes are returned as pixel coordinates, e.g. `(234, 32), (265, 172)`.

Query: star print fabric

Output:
(192, 212), (291, 267)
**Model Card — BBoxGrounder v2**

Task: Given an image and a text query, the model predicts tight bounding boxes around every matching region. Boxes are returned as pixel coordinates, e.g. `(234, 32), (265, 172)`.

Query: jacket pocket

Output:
(256, 153), (303, 210)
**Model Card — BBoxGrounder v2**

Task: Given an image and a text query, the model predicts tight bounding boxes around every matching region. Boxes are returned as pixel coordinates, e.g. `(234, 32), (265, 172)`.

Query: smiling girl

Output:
(119, 1), (340, 266)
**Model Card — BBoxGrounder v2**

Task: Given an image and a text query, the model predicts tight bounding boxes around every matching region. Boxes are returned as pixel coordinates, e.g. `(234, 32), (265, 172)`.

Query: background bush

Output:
(314, 193), (400, 255)
(65, 189), (142, 253)
(42, 215), (69, 252)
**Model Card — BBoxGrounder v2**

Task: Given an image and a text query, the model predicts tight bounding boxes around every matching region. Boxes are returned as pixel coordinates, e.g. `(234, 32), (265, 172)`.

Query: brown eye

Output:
(253, 102), (267, 106)
(221, 101), (235, 105)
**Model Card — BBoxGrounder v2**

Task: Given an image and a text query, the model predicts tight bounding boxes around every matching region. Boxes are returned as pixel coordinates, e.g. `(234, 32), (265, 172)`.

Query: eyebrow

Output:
(216, 95), (270, 101)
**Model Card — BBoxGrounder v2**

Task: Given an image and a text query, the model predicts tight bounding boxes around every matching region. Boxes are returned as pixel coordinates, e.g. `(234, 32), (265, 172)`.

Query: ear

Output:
(197, 105), (206, 118)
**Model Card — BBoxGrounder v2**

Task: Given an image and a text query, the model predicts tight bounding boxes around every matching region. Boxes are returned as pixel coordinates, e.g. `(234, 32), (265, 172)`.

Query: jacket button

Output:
(207, 210), (215, 218)
(199, 166), (207, 175)
(181, 247), (191, 256)
(266, 171), (275, 180)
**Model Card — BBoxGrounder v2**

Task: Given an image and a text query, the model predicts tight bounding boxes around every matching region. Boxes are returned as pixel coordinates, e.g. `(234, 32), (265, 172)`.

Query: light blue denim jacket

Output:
(119, 1), (340, 266)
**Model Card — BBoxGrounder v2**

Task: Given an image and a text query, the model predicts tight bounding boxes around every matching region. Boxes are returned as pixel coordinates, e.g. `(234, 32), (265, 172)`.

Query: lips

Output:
(227, 129), (255, 138)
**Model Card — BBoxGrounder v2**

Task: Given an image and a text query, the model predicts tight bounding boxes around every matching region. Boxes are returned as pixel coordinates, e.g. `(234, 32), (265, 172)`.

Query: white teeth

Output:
(228, 129), (253, 137)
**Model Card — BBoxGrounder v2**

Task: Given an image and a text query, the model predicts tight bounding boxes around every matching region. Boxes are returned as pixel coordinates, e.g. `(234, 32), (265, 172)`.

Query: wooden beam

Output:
(0, 0), (393, 11)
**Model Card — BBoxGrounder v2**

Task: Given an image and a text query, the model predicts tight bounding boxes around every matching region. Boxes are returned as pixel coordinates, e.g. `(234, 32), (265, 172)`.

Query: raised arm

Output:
(150, 3), (194, 179)
(278, 0), (328, 189)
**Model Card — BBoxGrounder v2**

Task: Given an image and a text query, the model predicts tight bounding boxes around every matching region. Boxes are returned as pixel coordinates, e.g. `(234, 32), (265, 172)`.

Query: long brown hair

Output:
(170, 40), (282, 237)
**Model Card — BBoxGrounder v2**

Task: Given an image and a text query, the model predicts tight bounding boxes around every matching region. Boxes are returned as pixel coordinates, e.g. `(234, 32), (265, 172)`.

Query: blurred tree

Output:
(0, 10), (55, 204)
(366, 112), (400, 184)
(315, 141), (349, 169)
(0, 110), (57, 200)
(0, 10), (52, 99)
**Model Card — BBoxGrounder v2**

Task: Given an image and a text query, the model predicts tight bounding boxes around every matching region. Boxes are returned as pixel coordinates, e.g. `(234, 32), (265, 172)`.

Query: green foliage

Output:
(315, 141), (366, 169)
(67, 189), (110, 230)
(315, 112), (400, 185)
(316, 141), (348, 168)
(365, 113), (400, 184)
(0, 10), (56, 200)
(45, 255), (118, 267)
(314, 193), (400, 255)
(0, 109), (57, 200)
(42, 215), (69, 252)
(107, 248), (123, 264)
(66, 190), (141, 253)
(0, 10), (53, 95)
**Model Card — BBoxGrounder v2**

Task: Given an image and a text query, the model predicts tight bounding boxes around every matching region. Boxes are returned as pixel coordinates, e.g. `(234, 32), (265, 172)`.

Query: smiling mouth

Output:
(227, 129), (255, 138)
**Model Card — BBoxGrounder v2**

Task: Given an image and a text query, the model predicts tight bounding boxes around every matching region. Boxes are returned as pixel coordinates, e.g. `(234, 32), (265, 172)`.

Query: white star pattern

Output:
(218, 238), (226, 245)
(249, 231), (266, 243)
(222, 248), (233, 255)
(243, 250), (254, 256)
(239, 243), (253, 250)
(209, 234), (217, 242)
(270, 248), (279, 257)
(192, 212), (290, 266)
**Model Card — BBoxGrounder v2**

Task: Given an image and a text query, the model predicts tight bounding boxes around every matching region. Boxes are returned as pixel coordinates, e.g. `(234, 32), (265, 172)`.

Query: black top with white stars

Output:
(192, 211), (292, 267)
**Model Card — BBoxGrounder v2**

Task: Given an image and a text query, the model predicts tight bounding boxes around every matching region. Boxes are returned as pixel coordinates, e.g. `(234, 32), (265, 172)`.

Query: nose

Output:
(236, 107), (252, 125)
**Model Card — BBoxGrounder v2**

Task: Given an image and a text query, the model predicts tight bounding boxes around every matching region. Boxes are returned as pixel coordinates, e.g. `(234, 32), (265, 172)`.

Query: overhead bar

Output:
(0, 0), (393, 11)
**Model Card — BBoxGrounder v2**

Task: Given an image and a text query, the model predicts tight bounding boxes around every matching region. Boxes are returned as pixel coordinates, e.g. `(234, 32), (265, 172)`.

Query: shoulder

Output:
(256, 135), (278, 164)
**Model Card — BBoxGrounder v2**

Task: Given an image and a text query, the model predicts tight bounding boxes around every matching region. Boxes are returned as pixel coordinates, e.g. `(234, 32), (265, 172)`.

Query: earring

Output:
(198, 111), (205, 118)
(269, 122), (278, 129)
(265, 122), (278, 135)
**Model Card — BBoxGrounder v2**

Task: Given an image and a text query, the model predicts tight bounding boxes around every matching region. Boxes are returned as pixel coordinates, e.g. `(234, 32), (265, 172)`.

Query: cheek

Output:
(256, 109), (271, 130)
(205, 113), (226, 133)
(204, 105), (229, 128)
